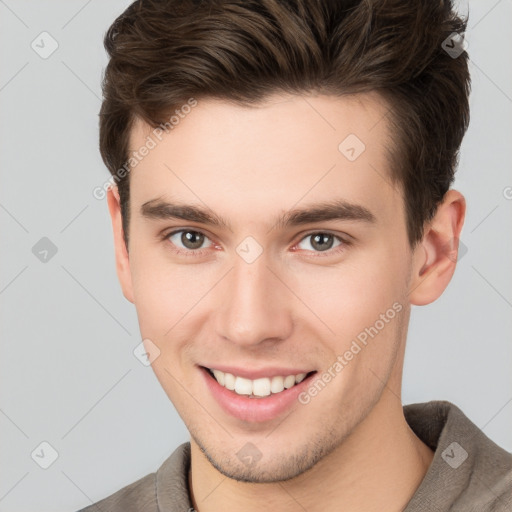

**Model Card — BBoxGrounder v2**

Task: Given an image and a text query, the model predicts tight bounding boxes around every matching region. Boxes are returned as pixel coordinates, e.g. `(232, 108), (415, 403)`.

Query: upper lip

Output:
(200, 365), (315, 380)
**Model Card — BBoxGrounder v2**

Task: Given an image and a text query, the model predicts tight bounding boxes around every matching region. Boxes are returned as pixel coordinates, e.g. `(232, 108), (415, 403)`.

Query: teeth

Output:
(234, 376), (252, 395)
(212, 369), (225, 386)
(209, 369), (309, 397)
(270, 376), (284, 393)
(253, 377), (271, 397)
(224, 372), (236, 390)
(295, 373), (307, 384)
(283, 375), (296, 389)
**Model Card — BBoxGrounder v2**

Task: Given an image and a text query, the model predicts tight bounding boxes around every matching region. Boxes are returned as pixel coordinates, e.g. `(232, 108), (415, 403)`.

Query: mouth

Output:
(201, 366), (317, 398)
(199, 364), (318, 422)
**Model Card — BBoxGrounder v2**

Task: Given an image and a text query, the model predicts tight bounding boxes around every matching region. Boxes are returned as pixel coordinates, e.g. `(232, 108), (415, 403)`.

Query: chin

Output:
(190, 425), (343, 483)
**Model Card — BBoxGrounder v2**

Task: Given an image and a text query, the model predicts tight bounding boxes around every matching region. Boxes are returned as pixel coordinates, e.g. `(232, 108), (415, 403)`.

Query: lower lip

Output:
(200, 366), (316, 423)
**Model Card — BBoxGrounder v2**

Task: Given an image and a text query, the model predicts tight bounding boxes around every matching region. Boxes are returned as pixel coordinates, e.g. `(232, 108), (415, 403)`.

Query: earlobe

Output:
(106, 185), (135, 304)
(409, 190), (466, 306)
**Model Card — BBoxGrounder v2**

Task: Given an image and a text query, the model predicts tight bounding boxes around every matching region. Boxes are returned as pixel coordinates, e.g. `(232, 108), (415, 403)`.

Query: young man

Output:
(80, 0), (511, 510)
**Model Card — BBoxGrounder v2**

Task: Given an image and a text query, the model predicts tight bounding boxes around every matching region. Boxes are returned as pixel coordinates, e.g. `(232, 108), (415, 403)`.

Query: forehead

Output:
(127, 92), (401, 230)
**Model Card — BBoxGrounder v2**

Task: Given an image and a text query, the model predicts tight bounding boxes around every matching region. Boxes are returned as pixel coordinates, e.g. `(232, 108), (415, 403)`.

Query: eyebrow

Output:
(140, 197), (376, 230)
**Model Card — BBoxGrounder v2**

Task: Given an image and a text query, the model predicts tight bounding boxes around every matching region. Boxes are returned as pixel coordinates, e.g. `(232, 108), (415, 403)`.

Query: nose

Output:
(214, 250), (293, 348)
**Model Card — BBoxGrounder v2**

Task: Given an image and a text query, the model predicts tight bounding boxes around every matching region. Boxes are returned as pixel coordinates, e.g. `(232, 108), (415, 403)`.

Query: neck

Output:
(188, 388), (434, 512)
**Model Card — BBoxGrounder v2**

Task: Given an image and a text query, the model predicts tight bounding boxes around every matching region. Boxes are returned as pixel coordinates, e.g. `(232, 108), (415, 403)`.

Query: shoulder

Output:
(404, 400), (512, 511)
(75, 471), (157, 512)
(74, 442), (192, 512)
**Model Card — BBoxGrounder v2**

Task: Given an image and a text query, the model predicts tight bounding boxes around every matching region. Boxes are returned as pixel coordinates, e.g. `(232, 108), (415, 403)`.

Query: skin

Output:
(107, 91), (465, 511)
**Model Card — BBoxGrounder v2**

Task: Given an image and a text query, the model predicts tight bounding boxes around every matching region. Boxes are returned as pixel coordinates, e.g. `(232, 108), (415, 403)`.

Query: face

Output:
(112, 92), (417, 482)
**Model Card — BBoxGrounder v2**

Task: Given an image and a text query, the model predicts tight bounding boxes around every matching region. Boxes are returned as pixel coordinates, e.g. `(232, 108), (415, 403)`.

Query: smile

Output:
(206, 367), (314, 398)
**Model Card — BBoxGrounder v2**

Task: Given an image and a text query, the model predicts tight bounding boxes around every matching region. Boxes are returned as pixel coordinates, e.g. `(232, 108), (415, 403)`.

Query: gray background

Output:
(0, 1), (510, 511)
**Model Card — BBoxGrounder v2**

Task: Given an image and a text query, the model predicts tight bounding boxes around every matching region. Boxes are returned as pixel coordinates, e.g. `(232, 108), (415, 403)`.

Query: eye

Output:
(165, 229), (214, 254)
(162, 229), (349, 258)
(295, 232), (346, 254)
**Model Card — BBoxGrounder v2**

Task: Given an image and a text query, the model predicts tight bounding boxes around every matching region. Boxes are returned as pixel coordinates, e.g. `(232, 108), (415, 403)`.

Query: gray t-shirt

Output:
(77, 400), (512, 511)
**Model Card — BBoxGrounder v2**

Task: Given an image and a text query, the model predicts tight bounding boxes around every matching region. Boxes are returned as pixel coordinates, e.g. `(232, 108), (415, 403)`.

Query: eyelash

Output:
(161, 229), (351, 258)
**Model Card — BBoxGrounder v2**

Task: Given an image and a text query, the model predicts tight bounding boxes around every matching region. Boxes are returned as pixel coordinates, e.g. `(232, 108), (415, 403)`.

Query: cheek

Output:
(129, 245), (219, 367)
(287, 244), (409, 340)
(130, 255), (205, 403)
(129, 239), (197, 327)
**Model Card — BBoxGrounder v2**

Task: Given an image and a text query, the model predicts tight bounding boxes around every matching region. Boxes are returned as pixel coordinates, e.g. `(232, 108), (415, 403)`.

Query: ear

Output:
(409, 189), (466, 306)
(106, 185), (135, 304)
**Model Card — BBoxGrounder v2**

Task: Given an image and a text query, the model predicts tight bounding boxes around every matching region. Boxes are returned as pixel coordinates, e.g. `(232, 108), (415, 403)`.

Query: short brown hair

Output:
(99, 0), (470, 250)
